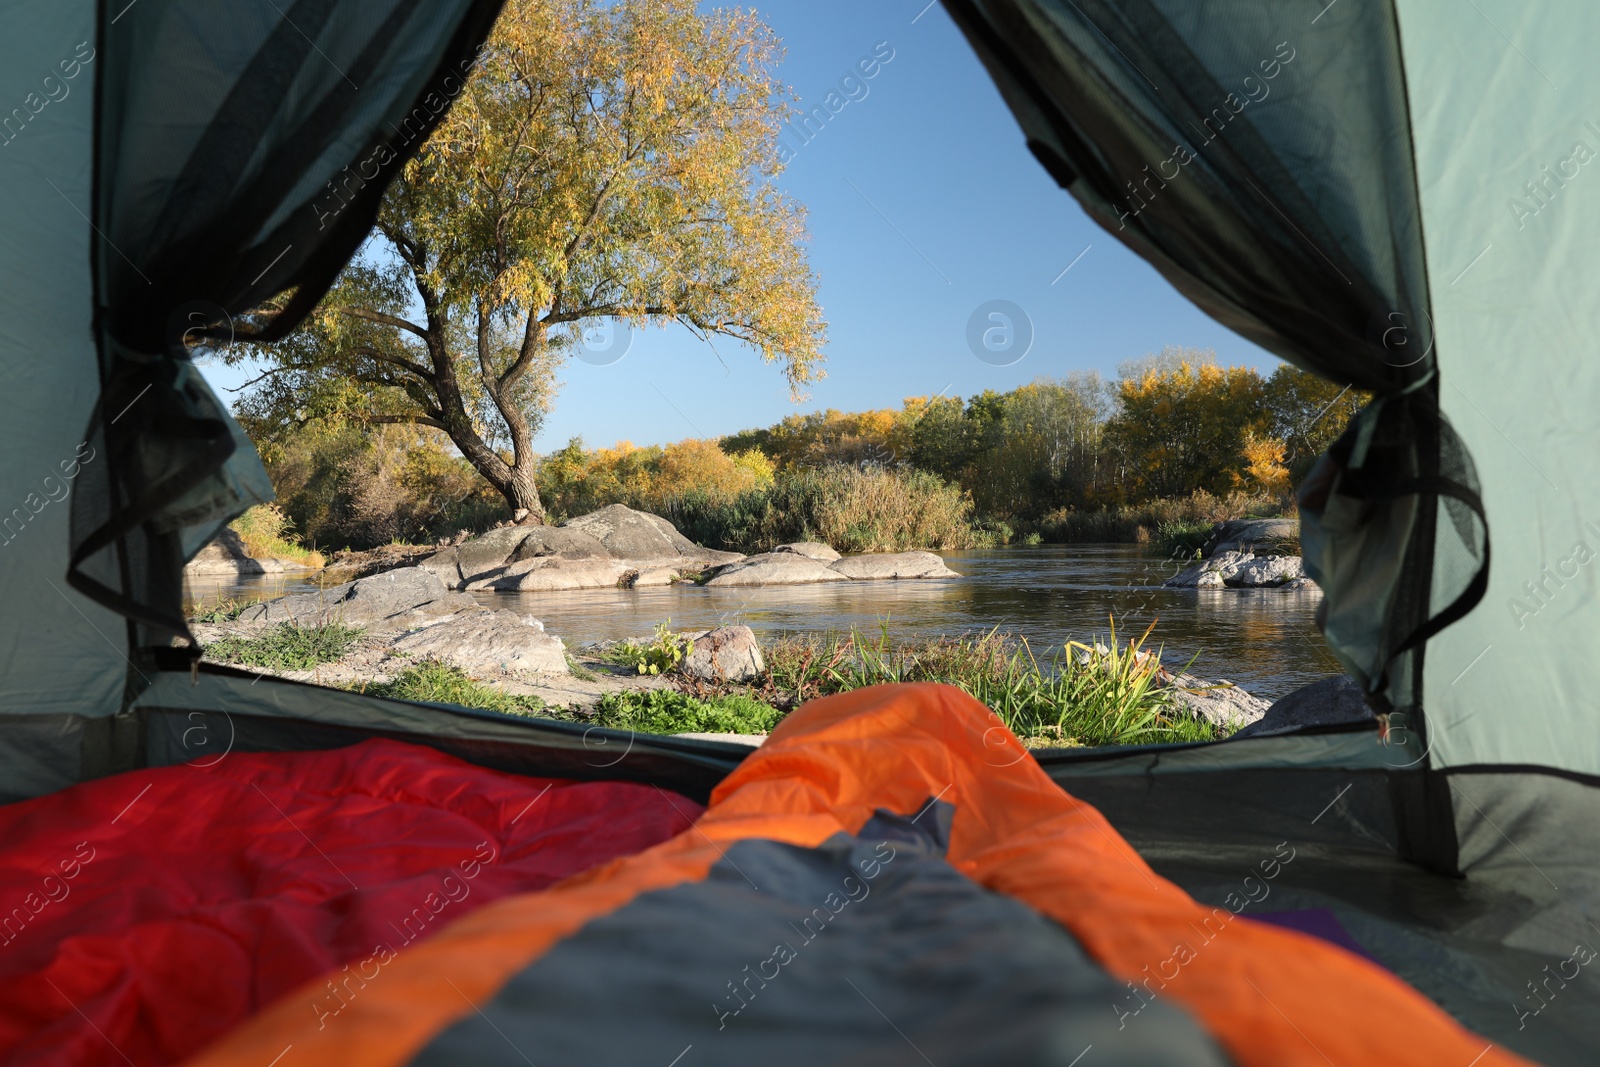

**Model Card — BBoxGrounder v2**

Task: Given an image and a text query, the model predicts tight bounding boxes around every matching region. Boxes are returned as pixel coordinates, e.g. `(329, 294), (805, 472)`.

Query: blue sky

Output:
(202, 0), (1279, 449)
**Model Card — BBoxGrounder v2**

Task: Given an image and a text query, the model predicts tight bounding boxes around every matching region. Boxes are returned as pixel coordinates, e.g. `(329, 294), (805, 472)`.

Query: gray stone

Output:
(237, 567), (457, 629)
(774, 541), (841, 562)
(830, 551), (957, 580)
(560, 504), (705, 559)
(682, 625), (766, 683)
(704, 553), (849, 587)
(1233, 675), (1373, 738)
(1166, 673), (1271, 730)
(475, 558), (633, 592)
(1165, 550), (1253, 588)
(1230, 555), (1304, 587)
(507, 525), (611, 562)
(454, 526), (538, 580)
(389, 610), (568, 677)
(1282, 576), (1321, 591)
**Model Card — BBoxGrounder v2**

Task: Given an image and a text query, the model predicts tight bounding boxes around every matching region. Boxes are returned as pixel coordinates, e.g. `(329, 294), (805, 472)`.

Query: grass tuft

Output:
(360, 660), (547, 716)
(205, 621), (361, 670)
(590, 689), (784, 735)
(230, 504), (325, 568)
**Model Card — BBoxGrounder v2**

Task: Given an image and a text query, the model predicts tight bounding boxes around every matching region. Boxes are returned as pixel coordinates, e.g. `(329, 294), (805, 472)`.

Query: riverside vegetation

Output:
(201, 616), (1222, 747)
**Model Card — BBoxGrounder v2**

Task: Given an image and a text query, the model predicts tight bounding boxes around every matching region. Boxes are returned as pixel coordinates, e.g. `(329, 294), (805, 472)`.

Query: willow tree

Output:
(234, 0), (824, 523)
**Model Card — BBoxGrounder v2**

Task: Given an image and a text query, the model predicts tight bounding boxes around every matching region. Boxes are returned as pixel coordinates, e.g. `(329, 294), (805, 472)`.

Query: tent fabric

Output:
(183, 684), (1530, 1067)
(69, 0), (507, 657)
(937, 0), (1488, 739)
(0, 737), (701, 1066)
(0, 0), (129, 722)
(1394, 0), (1600, 779)
(1060, 762), (1600, 1064)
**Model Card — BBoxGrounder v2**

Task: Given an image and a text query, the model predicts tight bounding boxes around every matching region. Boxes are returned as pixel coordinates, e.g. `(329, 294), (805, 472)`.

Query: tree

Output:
(233, 0), (825, 523)
(1103, 358), (1272, 501)
(1263, 364), (1369, 482)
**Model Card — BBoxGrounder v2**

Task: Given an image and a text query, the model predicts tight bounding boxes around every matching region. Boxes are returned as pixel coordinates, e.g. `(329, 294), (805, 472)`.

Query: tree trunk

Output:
(505, 459), (545, 525)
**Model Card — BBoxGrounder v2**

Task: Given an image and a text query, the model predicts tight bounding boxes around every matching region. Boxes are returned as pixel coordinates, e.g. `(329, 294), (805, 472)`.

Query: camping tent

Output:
(0, 0), (1593, 1064)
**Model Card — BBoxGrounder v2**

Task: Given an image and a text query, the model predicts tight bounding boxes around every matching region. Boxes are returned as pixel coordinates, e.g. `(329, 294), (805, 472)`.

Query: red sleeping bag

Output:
(0, 738), (702, 1066)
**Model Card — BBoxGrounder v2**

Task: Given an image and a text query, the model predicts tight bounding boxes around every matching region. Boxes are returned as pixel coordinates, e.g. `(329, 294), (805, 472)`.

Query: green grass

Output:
(1153, 519), (1212, 561)
(766, 621), (1220, 747)
(190, 597), (261, 624)
(360, 660), (547, 716)
(205, 621), (362, 670)
(590, 689), (785, 735)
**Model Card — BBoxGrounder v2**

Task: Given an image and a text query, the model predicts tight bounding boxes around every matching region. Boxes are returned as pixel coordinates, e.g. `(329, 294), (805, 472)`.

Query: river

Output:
(186, 545), (1339, 701)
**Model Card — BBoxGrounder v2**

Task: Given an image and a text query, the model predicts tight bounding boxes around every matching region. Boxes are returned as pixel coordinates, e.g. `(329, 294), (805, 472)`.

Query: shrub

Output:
(591, 689), (785, 735)
(655, 464), (976, 553)
(610, 622), (695, 676)
(229, 504), (324, 567)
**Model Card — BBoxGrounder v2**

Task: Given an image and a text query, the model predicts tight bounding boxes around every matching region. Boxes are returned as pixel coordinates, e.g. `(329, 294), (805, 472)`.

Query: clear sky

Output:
(201, 0), (1279, 449)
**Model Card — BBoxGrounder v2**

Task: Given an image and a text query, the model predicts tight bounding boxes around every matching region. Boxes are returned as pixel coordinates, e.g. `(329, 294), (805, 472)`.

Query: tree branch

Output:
(341, 307), (429, 342)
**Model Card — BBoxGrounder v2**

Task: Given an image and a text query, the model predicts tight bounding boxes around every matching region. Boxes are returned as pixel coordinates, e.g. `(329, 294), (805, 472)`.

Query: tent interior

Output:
(0, 0), (1595, 1064)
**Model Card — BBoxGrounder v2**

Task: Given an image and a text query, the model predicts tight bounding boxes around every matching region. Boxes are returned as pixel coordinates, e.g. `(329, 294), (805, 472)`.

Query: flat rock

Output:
(236, 567), (464, 629)
(475, 558), (633, 592)
(389, 610), (568, 677)
(704, 553), (849, 587)
(774, 541), (841, 562)
(830, 551), (956, 580)
(672, 732), (766, 746)
(1166, 672), (1271, 730)
(682, 625), (765, 683)
(1233, 675), (1372, 738)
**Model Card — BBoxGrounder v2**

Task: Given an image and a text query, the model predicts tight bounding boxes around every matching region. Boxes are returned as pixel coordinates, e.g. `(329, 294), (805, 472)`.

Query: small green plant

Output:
(592, 689), (784, 735)
(616, 621), (694, 676)
(189, 597), (261, 624)
(205, 621), (362, 671)
(361, 660), (547, 716)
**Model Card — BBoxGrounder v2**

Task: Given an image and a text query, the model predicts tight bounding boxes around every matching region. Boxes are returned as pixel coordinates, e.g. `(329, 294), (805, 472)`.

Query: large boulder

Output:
(830, 551), (957, 580)
(1233, 675), (1373, 738)
(561, 504), (706, 560)
(389, 610), (568, 677)
(774, 541), (841, 562)
(419, 505), (742, 590)
(704, 553), (849, 587)
(681, 625), (765, 683)
(236, 567), (472, 629)
(1206, 517), (1299, 557)
(1166, 673), (1271, 730)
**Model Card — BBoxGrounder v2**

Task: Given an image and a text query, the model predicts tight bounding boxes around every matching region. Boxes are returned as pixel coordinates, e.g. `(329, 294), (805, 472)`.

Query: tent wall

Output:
(0, 0), (126, 720)
(1395, 0), (1600, 776)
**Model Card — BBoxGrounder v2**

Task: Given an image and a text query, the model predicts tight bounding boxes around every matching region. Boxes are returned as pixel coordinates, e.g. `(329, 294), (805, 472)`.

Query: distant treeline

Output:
(256, 348), (1365, 552)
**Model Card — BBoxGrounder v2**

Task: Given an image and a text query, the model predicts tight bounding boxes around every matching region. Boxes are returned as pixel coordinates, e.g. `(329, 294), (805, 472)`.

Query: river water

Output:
(186, 545), (1339, 702)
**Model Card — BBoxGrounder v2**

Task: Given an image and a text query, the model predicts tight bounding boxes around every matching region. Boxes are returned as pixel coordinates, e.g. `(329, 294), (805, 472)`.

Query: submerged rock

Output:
(682, 625), (765, 682)
(389, 610), (568, 676)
